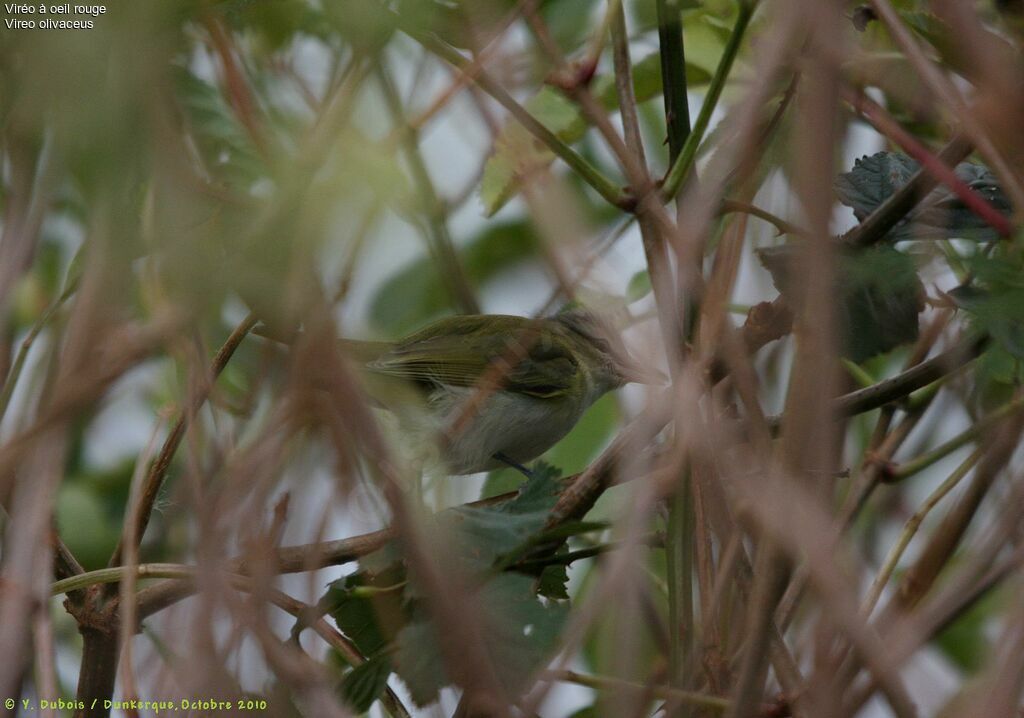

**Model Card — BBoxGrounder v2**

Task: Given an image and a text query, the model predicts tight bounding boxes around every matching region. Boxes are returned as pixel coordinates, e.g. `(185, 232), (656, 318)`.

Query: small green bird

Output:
(346, 311), (653, 475)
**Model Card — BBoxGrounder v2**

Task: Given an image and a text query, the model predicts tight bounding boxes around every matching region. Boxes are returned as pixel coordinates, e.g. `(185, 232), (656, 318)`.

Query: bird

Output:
(337, 310), (656, 475)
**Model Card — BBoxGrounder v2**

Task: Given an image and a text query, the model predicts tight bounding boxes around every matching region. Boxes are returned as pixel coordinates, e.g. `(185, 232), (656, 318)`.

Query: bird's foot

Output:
(493, 452), (534, 479)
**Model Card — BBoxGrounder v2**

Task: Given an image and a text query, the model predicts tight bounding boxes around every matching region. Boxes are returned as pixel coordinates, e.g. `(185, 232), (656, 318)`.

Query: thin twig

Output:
(107, 314), (258, 568)
(861, 449), (981, 616)
(401, 22), (630, 208)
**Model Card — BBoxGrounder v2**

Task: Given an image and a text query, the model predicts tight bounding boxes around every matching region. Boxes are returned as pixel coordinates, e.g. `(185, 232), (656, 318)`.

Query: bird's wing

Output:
(366, 315), (577, 399)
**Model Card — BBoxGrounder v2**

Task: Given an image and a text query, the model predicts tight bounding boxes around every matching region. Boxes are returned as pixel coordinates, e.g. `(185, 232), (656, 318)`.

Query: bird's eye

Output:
(590, 336), (612, 355)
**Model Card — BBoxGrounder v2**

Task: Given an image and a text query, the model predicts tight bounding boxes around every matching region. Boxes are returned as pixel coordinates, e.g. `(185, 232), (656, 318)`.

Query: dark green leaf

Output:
(226, 0), (310, 50)
(340, 655), (393, 713)
(840, 247), (926, 362)
(531, 520), (608, 543)
(392, 620), (448, 707)
(325, 563), (408, 658)
(758, 244), (924, 362)
(323, 0), (398, 51)
(445, 505), (552, 570)
(392, 574), (568, 706)
(537, 555), (570, 600)
(933, 572), (1002, 672)
(55, 483), (120, 571)
(498, 461), (563, 515)
(835, 152), (1009, 242)
(480, 468), (526, 501)
(481, 574), (569, 691)
(445, 464), (563, 569)
(971, 345), (1023, 411)
(950, 254), (1024, 360)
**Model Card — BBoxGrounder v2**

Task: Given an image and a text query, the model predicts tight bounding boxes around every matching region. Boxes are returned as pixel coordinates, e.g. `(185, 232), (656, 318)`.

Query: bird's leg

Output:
(493, 452), (534, 478)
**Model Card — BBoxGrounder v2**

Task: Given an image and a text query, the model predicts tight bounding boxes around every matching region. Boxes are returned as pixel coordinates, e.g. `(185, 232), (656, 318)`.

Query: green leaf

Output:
(531, 520), (608, 543)
(580, 543), (664, 677)
(626, 270), (652, 303)
(543, 0), (602, 52)
(55, 483), (120, 571)
(758, 244), (924, 362)
(322, 0), (398, 51)
(340, 655), (393, 713)
(479, 467), (526, 501)
(950, 253), (1024, 361)
(325, 562), (408, 658)
(952, 292), (1024, 358)
(226, 0), (310, 50)
(835, 152), (1009, 243)
(676, 11), (730, 78)
(932, 569), (1003, 672)
(840, 247), (926, 362)
(392, 620), (448, 707)
(392, 574), (569, 706)
(480, 88), (588, 216)
(479, 152), (522, 219)
(447, 463), (564, 569)
(481, 573), (569, 690)
(446, 505), (552, 570)
(951, 284), (1024, 356)
(498, 461), (564, 515)
(538, 550), (570, 600)
(971, 345), (1024, 411)
(369, 221), (540, 335)
(174, 67), (266, 190)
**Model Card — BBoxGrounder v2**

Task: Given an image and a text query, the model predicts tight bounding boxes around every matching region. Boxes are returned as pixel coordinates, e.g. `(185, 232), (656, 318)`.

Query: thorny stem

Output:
(653, 0), (697, 696)
(661, 2), (755, 200)
(657, 0), (693, 162)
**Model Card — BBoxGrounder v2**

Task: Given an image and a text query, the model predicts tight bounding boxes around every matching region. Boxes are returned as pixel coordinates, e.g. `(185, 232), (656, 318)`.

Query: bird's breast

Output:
(428, 385), (585, 474)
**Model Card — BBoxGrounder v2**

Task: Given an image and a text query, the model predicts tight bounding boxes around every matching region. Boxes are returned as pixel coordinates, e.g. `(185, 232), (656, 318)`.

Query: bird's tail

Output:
(253, 323), (392, 363)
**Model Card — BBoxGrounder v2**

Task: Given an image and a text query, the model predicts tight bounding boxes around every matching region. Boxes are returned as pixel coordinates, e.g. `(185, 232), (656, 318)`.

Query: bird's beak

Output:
(619, 354), (669, 385)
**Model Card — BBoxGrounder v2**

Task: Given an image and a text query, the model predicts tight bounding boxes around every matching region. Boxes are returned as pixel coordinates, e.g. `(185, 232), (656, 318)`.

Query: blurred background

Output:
(2, 0), (1024, 716)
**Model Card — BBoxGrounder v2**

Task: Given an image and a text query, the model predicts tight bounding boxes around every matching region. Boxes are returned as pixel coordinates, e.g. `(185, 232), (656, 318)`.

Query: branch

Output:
(760, 337), (984, 440)
(832, 337), (983, 418)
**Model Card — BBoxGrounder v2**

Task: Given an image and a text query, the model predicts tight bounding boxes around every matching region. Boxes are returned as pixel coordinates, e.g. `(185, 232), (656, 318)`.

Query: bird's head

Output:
(554, 309), (664, 395)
